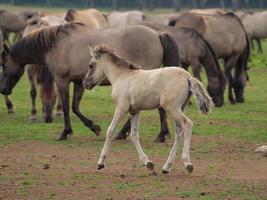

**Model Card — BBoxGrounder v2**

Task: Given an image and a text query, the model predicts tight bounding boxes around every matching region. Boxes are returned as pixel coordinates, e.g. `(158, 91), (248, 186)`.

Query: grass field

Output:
(0, 5), (267, 200)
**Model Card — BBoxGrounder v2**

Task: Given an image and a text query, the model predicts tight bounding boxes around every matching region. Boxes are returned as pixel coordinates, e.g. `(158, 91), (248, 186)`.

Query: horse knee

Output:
(30, 87), (37, 99)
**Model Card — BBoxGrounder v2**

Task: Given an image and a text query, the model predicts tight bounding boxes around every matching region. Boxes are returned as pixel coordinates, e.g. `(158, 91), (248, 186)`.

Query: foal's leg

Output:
(4, 95), (15, 113)
(116, 108), (170, 143)
(256, 38), (263, 54)
(162, 109), (193, 174)
(56, 80), (73, 140)
(130, 112), (155, 174)
(97, 105), (128, 169)
(72, 82), (101, 136)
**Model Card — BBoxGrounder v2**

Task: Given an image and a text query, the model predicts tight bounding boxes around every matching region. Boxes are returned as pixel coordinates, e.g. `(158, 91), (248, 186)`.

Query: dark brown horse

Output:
(169, 12), (250, 104)
(0, 23), (179, 140)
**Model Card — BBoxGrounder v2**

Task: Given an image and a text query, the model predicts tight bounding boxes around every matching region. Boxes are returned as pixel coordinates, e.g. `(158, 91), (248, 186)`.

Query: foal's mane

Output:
(10, 22), (84, 64)
(97, 46), (141, 70)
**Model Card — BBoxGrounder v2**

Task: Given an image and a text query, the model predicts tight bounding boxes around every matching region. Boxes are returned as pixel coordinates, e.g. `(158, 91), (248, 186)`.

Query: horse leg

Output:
(72, 82), (101, 136)
(115, 118), (131, 140)
(130, 112), (156, 174)
(4, 95), (15, 113)
(40, 84), (56, 123)
(256, 38), (263, 54)
(162, 109), (185, 174)
(154, 107), (170, 143)
(97, 104), (128, 170)
(28, 75), (37, 122)
(224, 56), (239, 104)
(56, 80), (72, 140)
(192, 63), (202, 81)
(55, 92), (63, 116)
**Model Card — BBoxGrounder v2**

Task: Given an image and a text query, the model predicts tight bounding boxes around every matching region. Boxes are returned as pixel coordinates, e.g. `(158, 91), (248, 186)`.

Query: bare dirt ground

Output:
(0, 136), (266, 200)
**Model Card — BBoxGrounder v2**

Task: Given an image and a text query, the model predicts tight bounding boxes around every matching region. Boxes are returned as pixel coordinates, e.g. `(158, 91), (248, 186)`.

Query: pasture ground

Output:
(0, 5), (267, 200)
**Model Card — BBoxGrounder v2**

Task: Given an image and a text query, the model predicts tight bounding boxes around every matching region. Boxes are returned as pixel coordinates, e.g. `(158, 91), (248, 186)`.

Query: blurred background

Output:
(0, 0), (267, 10)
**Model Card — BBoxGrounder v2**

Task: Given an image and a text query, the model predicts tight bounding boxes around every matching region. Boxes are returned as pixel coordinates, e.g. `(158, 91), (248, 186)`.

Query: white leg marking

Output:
(97, 106), (127, 167)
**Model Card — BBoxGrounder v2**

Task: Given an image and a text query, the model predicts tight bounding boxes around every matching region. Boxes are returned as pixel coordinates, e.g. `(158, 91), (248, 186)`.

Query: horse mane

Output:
(182, 27), (221, 72)
(97, 45), (141, 70)
(10, 22), (84, 65)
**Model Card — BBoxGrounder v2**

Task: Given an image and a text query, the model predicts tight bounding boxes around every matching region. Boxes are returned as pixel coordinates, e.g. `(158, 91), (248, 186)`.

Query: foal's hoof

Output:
(186, 164), (194, 174)
(92, 124), (101, 137)
(115, 132), (128, 140)
(146, 161), (155, 170)
(97, 164), (105, 170)
(162, 169), (169, 174)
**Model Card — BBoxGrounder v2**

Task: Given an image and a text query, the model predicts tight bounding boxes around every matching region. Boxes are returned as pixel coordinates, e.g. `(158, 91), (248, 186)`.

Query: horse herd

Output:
(0, 7), (264, 173)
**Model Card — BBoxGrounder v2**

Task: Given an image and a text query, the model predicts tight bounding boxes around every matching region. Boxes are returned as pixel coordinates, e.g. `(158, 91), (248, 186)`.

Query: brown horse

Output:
(0, 23), (179, 140)
(169, 12), (250, 104)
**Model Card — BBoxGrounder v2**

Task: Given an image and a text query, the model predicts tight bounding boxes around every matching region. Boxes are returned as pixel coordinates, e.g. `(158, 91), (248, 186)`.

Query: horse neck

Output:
(202, 47), (221, 81)
(101, 60), (130, 85)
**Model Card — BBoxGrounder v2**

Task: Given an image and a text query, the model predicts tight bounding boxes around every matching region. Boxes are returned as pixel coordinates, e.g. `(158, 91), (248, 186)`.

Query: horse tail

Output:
(237, 28), (250, 81)
(38, 65), (56, 99)
(188, 77), (214, 114)
(159, 33), (180, 67)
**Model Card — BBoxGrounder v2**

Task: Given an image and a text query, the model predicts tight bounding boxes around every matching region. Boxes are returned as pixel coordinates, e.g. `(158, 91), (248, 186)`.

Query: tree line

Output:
(1, 0), (267, 10)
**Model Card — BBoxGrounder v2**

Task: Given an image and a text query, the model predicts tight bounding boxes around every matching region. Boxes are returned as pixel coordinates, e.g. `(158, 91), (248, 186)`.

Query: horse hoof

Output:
(186, 164), (194, 174)
(162, 169), (169, 174)
(97, 164), (105, 170)
(154, 136), (166, 143)
(56, 131), (72, 141)
(29, 116), (37, 123)
(236, 98), (244, 103)
(92, 125), (101, 136)
(229, 98), (236, 104)
(8, 109), (15, 114)
(44, 116), (53, 123)
(55, 111), (63, 117)
(146, 161), (154, 171)
(115, 132), (128, 140)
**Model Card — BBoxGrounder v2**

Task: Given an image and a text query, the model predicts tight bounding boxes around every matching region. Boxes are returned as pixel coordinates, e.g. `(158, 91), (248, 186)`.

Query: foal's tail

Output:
(159, 33), (180, 66)
(188, 77), (214, 114)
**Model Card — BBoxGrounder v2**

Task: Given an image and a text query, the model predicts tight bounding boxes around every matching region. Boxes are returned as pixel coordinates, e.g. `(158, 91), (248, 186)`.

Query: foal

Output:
(83, 45), (214, 174)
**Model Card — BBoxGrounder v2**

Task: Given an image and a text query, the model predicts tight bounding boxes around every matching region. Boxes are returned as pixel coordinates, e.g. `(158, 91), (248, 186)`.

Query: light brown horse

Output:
(64, 9), (108, 29)
(0, 23), (179, 141)
(83, 45), (213, 174)
(107, 10), (145, 28)
(169, 12), (250, 104)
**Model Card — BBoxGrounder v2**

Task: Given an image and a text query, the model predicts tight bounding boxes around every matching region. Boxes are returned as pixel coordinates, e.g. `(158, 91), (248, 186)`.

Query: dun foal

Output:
(83, 45), (214, 174)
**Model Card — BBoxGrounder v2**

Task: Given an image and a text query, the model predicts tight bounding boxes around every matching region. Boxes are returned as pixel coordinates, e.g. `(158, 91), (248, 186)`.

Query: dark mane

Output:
(97, 45), (141, 70)
(10, 22), (83, 65)
(181, 27), (221, 72)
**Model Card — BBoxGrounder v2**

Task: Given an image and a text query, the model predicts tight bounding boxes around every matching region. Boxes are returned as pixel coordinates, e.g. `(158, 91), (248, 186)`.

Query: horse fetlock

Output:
(115, 131), (128, 140)
(57, 129), (73, 141)
(29, 115), (37, 123)
(44, 115), (53, 123)
(91, 124), (101, 136)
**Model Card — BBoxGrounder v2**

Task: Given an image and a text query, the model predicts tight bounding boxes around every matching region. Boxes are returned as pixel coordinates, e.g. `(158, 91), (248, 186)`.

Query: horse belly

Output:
(129, 91), (160, 112)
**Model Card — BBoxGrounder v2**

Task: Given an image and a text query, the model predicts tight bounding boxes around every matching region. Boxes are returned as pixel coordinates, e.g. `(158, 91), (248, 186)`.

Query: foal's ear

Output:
(88, 45), (94, 57)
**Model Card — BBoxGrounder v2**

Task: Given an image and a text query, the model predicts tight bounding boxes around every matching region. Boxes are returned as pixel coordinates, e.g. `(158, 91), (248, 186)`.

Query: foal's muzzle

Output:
(83, 79), (95, 90)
